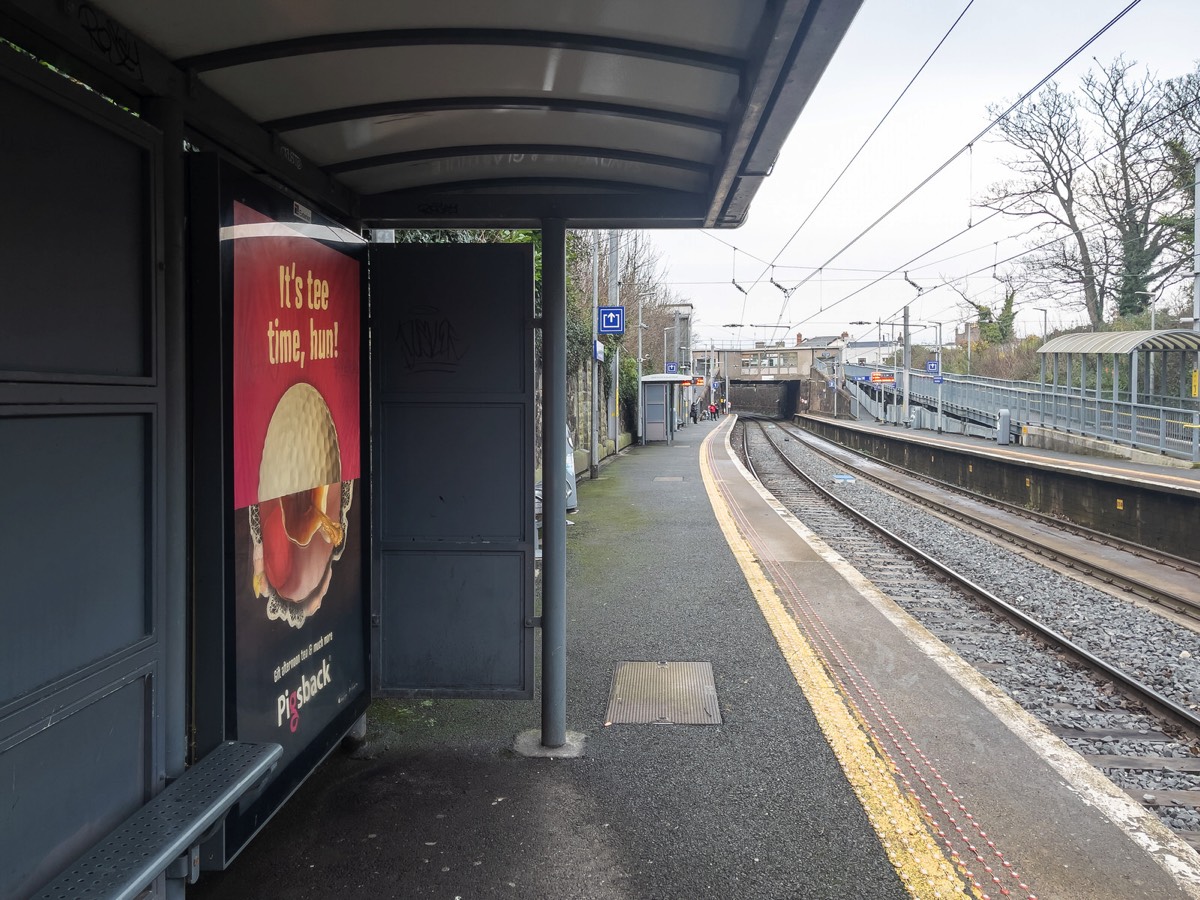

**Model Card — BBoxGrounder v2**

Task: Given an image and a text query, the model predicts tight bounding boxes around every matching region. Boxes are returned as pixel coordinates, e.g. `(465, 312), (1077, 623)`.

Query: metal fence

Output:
(842, 364), (1200, 463)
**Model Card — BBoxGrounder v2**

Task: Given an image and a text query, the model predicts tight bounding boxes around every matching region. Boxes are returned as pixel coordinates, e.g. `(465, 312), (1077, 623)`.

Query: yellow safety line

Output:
(698, 425), (975, 900)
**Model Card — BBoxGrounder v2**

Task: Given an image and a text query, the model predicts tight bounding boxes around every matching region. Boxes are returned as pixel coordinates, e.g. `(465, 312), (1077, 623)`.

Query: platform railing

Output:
(841, 364), (1200, 463)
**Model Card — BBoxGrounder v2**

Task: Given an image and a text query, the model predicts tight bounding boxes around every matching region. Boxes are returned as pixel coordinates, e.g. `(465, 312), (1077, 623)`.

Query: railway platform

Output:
(191, 416), (1200, 900)
(821, 415), (1200, 489)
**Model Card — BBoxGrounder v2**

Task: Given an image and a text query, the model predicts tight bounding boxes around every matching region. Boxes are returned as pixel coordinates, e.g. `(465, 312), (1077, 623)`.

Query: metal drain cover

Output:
(604, 661), (722, 725)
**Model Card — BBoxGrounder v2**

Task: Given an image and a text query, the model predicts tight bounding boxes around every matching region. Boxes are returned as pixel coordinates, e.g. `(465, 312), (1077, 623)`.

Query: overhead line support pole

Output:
(590, 231), (599, 479)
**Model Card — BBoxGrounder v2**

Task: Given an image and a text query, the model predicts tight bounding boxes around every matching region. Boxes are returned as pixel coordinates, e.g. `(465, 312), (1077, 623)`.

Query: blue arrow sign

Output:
(665, 361), (678, 374)
(925, 359), (940, 374)
(598, 306), (625, 334)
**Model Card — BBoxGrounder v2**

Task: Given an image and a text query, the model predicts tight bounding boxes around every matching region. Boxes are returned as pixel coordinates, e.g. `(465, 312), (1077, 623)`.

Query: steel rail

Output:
(780, 421), (1200, 619)
(750, 420), (1200, 738)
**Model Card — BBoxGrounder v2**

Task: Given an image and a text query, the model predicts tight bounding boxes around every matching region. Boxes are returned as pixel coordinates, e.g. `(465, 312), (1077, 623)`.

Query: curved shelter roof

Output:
(8, 0), (863, 227)
(1038, 330), (1200, 355)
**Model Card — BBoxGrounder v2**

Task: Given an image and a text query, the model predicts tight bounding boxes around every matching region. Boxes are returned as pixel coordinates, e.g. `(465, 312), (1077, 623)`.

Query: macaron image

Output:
(250, 382), (353, 626)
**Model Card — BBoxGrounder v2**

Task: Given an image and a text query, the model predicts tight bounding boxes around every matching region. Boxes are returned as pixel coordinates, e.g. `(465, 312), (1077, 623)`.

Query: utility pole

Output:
(609, 231), (628, 445)
(1193, 161), (1199, 408)
(628, 235), (645, 445)
(590, 231), (599, 479)
(902, 305), (911, 423)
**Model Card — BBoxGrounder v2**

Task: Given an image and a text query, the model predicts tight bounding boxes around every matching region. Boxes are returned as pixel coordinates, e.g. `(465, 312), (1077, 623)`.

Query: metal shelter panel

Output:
(1, 0), (864, 227)
(372, 243), (535, 697)
(0, 48), (168, 899)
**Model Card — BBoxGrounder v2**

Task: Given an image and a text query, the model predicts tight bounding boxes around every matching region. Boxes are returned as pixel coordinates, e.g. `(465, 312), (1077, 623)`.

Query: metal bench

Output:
(33, 741), (282, 900)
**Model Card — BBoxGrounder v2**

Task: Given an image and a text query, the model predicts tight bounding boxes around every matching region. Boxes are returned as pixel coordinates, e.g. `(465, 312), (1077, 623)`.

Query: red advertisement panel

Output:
(230, 201), (364, 768)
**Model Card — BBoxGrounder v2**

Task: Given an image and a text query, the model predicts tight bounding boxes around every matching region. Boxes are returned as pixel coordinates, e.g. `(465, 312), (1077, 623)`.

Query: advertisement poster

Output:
(230, 200), (364, 770)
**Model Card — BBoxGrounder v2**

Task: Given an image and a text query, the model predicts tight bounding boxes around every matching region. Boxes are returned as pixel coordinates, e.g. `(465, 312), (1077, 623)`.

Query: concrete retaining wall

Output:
(797, 417), (1200, 564)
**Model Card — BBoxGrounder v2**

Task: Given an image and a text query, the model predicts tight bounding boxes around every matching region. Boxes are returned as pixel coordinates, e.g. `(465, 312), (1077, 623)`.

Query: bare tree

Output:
(1161, 66), (1200, 255)
(983, 81), (1107, 326)
(1081, 59), (1190, 316)
(983, 58), (1195, 328)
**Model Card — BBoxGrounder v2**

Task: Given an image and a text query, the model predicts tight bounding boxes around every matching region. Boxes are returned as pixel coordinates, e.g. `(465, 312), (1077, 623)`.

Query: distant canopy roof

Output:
(1038, 330), (1200, 355)
(641, 373), (695, 383)
(17, 0), (863, 227)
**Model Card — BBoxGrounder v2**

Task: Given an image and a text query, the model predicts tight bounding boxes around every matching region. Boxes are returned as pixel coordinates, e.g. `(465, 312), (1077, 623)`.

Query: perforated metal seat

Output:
(33, 741), (282, 900)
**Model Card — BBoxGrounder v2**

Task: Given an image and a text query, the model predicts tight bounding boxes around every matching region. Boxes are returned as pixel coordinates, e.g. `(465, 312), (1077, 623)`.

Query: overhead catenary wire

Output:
(826, 218), (1108, 341)
(691, 0), (1200, 343)
(784, 78), (1200, 332)
(758, 0), (1146, 324)
(763, 0), (979, 282)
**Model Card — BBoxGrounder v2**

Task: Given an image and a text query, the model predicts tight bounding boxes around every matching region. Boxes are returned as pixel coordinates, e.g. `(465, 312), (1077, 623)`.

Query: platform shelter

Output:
(1039, 330), (1200, 405)
(0, 2), (864, 897)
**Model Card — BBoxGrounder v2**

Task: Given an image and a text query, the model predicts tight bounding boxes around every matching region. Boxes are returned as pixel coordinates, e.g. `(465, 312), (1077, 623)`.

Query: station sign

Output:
(665, 361), (678, 373)
(869, 371), (895, 383)
(598, 306), (625, 334)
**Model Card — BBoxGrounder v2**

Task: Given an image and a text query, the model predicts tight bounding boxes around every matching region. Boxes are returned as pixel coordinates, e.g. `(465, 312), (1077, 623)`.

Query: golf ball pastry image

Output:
(250, 383), (354, 627)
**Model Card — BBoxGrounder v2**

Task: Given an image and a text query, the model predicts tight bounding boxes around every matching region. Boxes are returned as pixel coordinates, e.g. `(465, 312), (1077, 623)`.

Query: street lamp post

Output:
(1033, 307), (1048, 341)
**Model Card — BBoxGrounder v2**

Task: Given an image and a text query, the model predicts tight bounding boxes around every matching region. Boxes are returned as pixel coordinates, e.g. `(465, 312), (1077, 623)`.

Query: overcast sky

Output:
(644, 0), (1200, 348)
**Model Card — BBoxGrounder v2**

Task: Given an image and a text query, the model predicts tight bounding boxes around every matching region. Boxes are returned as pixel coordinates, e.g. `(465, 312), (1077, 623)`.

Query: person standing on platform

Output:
(709, 402), (718, 419)
(690, 401), (699, 424)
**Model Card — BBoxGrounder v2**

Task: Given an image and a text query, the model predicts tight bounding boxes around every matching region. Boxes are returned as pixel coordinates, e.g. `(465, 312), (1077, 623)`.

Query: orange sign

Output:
(869, 371), (895, 383)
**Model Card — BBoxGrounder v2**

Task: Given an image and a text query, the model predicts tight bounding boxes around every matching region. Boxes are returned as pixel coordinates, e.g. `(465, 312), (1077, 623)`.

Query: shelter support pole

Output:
(1039, 354), (1047, 425)
(540, 219), (568, 748)
(1123, 350), (1132, 441)
(1051, 354), (1059, 426)
(142, 95), (187, 900)
(1066, 354), (1074, 430)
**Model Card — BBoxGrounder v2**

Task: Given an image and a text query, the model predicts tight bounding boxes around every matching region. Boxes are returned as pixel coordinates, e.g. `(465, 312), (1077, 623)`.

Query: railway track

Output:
(780, 419), (1200, 619)
(737, 417), (1200, 846)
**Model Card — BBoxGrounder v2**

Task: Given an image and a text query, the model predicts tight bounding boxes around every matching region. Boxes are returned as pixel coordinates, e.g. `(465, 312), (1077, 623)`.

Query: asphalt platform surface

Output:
(191, 416), (907, 900)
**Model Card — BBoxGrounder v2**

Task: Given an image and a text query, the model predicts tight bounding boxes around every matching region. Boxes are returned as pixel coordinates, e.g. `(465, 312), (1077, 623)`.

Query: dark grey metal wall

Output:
(0, 47), (171, 897)
(371, 243), (536, 697)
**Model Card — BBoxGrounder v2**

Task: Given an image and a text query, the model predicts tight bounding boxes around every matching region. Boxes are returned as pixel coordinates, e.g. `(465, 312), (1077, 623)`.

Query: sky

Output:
(644, 0), (1200, 349)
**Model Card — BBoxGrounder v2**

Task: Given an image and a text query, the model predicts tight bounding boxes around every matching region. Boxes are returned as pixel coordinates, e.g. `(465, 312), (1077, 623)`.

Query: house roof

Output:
(797, 335), (845, 349)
